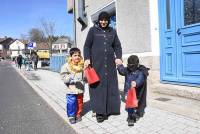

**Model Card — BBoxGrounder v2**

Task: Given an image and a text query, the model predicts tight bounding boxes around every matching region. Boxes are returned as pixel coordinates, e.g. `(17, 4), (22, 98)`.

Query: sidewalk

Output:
(13, 65), (200, 134)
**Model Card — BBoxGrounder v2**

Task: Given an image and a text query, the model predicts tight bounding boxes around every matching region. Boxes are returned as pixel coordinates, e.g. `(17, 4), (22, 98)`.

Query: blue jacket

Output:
(117, 64), (145, 95)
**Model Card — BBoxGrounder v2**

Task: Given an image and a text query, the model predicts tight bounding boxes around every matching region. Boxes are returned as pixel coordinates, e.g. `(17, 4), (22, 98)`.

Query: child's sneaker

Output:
(128, 119), (135, 126)
(69, 117), (76, 124)
(127, 114), (136, 126)
(76, 116), (82, 123)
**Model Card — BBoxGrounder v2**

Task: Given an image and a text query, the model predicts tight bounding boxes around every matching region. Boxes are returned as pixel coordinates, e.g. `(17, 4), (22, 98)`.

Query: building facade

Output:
(52, 37), (72, 55)
(0, 37), (14, 58)
(67, 0), (200, 95)
(35, 42), (50, 59)
(0, 44), (3, 58)
(9, 40), (25, 58)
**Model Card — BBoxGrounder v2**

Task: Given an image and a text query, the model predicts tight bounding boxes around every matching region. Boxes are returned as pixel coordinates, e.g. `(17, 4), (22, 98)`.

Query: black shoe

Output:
(104, 115), (108, 120)
(69, 117), (76, 124)
(96, 114), (105, 123)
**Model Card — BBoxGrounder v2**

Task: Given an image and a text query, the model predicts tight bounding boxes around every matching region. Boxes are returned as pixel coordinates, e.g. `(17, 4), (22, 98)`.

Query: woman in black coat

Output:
(84, 11), (123, 123)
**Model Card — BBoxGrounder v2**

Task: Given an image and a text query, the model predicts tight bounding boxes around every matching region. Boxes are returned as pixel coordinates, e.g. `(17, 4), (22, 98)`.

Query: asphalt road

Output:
(0, 61), (76, 134)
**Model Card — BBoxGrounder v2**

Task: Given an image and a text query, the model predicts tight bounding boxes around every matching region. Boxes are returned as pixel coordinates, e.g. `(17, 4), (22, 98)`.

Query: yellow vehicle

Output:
(37, 50), (49, 59)
(37, 50), (50, 67)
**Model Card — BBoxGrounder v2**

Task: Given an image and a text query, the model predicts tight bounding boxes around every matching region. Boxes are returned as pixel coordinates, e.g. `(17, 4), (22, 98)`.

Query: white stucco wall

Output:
(75, 0), (114, 52)
(9, 40), (25, 50)
(116, 0), (151, 54)
(0, 44), (3, 50)
(74, 0), (160, 70)
(9, 40), (25, 57)
(150, 0), (159, 56)
(75, 0), (154, 53)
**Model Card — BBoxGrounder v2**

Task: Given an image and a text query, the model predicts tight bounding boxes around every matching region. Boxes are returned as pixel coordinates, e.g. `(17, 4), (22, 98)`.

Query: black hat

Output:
(127, 55), (139, 72)
(128, 55), (139, 64)
(98, 11), (110, 21)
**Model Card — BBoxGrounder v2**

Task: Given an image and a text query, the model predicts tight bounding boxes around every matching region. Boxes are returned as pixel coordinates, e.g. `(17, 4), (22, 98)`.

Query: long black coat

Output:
(84, 25), (122, 115)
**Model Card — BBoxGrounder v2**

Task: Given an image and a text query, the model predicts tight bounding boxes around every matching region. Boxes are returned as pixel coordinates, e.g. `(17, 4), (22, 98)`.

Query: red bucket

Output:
(125, 88), (138, 108)
(84, 66), (100, 85)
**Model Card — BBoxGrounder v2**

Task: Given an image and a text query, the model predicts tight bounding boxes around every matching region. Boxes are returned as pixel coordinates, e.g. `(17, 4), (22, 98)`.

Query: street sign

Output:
(28, 42), (36, 49)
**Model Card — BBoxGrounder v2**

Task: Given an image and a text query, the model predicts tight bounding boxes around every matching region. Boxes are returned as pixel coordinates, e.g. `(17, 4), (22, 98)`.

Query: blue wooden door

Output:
(159, 0), (178, 82)
(159, 0), (200, 85)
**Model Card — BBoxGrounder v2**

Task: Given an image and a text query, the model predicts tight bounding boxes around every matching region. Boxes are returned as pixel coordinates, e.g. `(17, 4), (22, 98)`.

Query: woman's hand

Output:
(84, 59), (90, 69)
(131, 81), (136, 88)
(115, 59), (123, 65)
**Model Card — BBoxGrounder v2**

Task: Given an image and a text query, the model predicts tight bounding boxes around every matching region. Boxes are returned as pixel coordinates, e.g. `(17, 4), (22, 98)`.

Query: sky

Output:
(0, 0), (73, 39)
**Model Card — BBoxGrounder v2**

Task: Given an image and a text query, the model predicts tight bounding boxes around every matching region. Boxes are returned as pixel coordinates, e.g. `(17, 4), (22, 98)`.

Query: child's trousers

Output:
(66, 94), (83, 117)
(127, 108), (136, 116)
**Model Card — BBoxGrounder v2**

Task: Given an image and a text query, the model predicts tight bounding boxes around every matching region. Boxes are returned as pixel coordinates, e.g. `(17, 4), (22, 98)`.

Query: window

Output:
(166, 0), (171, 29)
(110, 15), (116, 29)
(184, 0), (200, 25)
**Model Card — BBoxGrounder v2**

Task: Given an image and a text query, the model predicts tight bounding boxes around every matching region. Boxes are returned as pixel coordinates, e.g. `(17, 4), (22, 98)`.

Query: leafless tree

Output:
(40, 18), (56, 55)
(28, 28), (45, 43)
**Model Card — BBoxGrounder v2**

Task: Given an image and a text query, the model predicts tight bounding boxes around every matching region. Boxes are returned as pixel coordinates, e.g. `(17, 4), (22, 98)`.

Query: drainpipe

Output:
(73, 0), (77, 46)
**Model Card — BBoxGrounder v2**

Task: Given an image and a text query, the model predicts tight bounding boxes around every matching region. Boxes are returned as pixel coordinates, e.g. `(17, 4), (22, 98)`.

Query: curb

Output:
(12, 66), (85, 134)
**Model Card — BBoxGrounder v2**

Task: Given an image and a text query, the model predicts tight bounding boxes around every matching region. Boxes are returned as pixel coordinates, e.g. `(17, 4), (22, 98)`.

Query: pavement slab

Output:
(13, 64), (200, 134)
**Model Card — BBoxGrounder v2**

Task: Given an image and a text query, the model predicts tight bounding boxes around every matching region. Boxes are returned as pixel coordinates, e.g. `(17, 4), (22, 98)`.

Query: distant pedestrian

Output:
(14, 57), (18, 67)
(117, 55), (149, 126)
(17, 55), (23, 69)
(26, 55), (32, 71)
(31, 52), (39, 70)
(60, 47), (84, 124)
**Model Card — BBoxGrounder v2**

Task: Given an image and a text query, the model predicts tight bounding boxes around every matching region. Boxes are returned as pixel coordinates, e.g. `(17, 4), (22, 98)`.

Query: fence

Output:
(49, 55), (67, 72)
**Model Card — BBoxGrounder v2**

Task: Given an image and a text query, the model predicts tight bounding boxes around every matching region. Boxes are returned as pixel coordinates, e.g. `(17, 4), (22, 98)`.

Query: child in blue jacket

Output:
(117, 55), (149, 126)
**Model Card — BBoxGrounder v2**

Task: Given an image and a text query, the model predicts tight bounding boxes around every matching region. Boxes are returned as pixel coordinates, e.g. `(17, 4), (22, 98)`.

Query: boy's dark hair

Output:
(69, 47), (81, 56)
(128, 55), (139, 65)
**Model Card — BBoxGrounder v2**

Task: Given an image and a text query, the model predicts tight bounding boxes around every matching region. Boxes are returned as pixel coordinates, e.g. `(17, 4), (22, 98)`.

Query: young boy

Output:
(60, 47), (84, 124)
(117, 55), (149, 126)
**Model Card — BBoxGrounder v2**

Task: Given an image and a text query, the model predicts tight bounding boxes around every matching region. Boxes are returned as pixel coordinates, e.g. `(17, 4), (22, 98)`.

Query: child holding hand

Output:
(117, 55), (149, 126)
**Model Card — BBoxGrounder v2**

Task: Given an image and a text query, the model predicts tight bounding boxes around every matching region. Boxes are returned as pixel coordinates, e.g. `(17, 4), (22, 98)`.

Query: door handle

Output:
(177, 28), (181, 35)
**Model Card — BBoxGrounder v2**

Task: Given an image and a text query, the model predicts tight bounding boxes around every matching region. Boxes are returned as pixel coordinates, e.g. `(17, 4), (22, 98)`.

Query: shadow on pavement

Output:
(82, 100), (92, 116)
(22, 71), (41, 80)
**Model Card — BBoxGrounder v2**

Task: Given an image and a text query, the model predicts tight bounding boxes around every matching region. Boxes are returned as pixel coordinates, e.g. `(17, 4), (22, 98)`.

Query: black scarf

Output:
(98, 11), (110, 29)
